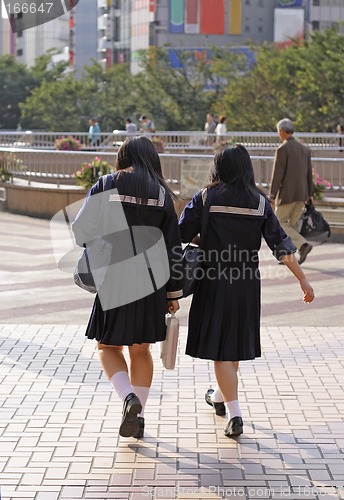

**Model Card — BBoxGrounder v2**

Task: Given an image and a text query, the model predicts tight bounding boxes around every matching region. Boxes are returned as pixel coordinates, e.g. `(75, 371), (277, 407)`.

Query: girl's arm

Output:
(280, 253), (314, 303)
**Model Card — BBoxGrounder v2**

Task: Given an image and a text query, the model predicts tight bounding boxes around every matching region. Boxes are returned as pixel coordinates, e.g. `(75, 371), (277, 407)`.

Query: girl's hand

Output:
(300, 279), (315, 303)
(166, 300), (180, 314)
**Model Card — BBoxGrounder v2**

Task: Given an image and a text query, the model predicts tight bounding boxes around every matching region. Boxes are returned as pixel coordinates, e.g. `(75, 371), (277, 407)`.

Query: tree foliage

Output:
(0, 56), (35, 129)
(219, 28), (344, 132)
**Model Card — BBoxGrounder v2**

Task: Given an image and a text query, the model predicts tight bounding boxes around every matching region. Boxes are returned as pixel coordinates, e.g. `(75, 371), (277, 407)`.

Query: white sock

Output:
(211, 385), (224, 403)
(110, 371), (133, 401)
(132, 386), (150, 418)
(225, 400), (242, 419)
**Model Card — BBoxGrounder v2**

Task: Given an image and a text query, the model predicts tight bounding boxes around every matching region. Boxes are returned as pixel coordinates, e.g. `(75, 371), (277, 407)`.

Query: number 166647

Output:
(6, 3), (54, 14)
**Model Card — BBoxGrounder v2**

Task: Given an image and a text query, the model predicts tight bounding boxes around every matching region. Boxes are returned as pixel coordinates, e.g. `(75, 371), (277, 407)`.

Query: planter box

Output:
(0, 180), (87, 219)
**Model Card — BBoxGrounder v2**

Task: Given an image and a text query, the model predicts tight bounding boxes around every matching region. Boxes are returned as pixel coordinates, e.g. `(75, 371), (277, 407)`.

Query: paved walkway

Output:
(0, 212), (344, 500)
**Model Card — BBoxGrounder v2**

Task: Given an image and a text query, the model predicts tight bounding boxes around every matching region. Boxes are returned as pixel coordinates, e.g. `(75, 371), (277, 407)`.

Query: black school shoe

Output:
(224, 416), (243, 437)
(119, 393), (142, 437)
(205, 389), (226, 416)
(298, 243), (312, 265)
(133, 417), (145, 439)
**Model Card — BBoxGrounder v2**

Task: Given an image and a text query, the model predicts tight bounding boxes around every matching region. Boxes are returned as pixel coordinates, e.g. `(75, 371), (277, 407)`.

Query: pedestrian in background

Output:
(139, 115), (155, 134)
(179, 145), (314, 438)
(215, 116), (227, 145)
(337, 124), (344, 152)
(204, 112), (217, 146)
(72, 136), (183, 440)
(125, 118), (138, 135)
(88, 118), (101, 149)
(269, 118), (313, 265)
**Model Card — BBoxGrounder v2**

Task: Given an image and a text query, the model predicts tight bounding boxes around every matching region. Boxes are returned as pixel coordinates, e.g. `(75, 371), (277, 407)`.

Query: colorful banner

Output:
(229, 0), (242, 35)
(150, 0), (156, 12)
(185, 0), (200, 34)
(200, 0), (225, 35)
(277, 0), (302, 6)
(169, 0), (185, 33)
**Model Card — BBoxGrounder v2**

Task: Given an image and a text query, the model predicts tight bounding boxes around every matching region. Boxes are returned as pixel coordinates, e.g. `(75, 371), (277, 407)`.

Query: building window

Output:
(246, 0), (250, 4)
(245, 25), (250, 32)
(114, 16), (120, 42)
(17, 30), (23, 37)
(258, 25), (263, 32)
(17, 49), (23, 56)
(312, 21), (320, 30)
(257, 0), (263, 6)
(313, 0), (319, 5)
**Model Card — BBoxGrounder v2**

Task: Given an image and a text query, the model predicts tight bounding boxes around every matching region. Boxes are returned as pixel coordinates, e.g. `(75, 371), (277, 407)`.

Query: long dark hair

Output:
(115, 135), (174, 205)
(209, 144), (261, 204)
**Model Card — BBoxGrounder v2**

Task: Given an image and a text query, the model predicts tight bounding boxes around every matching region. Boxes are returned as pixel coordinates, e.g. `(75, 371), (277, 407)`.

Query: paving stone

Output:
(0, 217), (344, 499)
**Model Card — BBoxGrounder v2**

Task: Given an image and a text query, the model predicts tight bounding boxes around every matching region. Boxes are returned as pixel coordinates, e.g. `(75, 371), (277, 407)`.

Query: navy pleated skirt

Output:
(85, 287), (167, 346)
(185, 264), (262, 361)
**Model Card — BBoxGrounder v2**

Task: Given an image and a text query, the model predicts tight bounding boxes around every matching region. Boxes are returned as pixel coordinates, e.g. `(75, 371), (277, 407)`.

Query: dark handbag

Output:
(73, 237), (112, 293)
(298, 200), (331, 245)
(73, 175), (112, 293)
(182, 190), (212, 297)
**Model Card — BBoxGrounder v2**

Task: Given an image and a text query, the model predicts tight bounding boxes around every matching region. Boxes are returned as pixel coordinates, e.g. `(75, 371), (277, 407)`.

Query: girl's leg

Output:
(98, 343), (133, 400)
(128, 343), (153, 417)
(214, 360), (243, 436)
(214, 360), (239, 403)
(214, 360), (242, 419)
(97, 343), (126, 379)
(97, 343), (142, 437)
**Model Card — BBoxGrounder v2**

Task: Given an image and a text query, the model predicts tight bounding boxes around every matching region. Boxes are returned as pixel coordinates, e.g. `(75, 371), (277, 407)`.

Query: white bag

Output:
(160, 313), (179, 370)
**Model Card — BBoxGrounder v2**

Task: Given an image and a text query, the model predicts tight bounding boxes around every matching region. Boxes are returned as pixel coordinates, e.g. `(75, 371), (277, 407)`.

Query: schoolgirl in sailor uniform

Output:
(179, 145), (314, 437)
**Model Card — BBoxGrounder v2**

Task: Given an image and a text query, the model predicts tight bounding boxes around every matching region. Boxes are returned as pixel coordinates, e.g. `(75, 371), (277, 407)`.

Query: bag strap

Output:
(99, 174), (111, 192)
(199, 188), (212, 248)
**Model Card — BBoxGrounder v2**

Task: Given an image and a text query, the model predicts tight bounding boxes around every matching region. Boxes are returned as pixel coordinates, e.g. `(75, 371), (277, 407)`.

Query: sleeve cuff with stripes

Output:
(167, 290), (183, 300)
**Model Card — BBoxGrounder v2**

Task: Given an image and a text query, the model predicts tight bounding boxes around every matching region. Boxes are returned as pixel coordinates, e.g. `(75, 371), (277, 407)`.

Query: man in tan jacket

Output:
(269, 118), (313, 264)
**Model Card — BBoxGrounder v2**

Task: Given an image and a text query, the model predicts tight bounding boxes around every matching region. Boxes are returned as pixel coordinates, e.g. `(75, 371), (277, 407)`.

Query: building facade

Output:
(3, 0), (97, 71)
(94, 0), (344, 73)
(74, 0), (98, 74)
(306, 0), (344, 33)
(3, 0), (344, 71)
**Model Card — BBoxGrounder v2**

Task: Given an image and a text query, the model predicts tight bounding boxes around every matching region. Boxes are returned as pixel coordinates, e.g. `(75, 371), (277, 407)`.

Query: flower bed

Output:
(73, 157), (113, 190)
(54, 136), (82, 151)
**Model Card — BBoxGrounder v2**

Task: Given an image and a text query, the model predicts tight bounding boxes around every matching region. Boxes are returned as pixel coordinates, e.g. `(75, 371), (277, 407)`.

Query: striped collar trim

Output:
(209, 194), (266, 216)
(109, 186), (166, 207)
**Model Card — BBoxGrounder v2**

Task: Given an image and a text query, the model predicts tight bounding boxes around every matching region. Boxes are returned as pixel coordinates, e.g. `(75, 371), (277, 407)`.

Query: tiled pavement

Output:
(0, 212), (344, 500)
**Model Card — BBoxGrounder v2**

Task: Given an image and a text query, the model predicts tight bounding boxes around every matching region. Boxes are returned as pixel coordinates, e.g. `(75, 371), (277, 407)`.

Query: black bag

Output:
(73, 237), (112, 293)
(299, 200), (331, 245)
(73, 175), (112, 293)
(182, 190), (211, 297)
(182, 245), (204, 297)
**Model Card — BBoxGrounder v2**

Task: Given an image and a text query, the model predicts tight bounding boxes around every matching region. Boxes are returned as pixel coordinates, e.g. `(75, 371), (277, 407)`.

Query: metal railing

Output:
(1, 130), (344, 152)
(1, 147), (343, 195)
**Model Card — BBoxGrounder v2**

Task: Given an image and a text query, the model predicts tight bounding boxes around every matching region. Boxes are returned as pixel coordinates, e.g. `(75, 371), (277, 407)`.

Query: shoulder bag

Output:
(298, 200), (331, 245)
(182, 189), (212, 297)
(73, 175), (113, 293)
